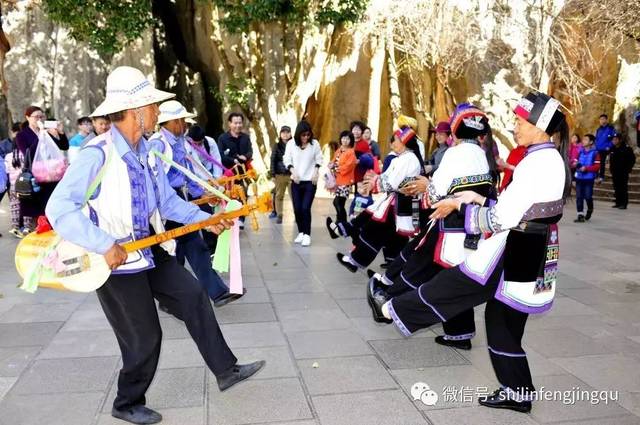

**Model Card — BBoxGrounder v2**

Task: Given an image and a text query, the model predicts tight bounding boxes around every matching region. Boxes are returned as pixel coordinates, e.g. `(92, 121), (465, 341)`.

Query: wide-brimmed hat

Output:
(157, 100), (196, 124)
(90, 66), (175, 117)
(429, 121), (451, 134)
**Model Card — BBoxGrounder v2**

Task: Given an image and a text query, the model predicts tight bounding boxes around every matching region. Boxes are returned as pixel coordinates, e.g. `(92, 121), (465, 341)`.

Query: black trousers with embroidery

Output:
(97, 245), (237, 410)
(348, 211), (408, 269)
(388, 264), (534, 396)
(384, 224), (475, 340)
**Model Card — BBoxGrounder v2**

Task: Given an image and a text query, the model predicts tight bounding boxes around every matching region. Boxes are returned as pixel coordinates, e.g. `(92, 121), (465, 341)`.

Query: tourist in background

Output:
(363, 126), (381, 158)
(284, 120), (323, 247)
(568, 133), (581, 174)
(0, 122), (19, 203)
(329, 130), (357, 223)
(424, 121), (451, 176)
(270, 125), (292, 224)
(68, 116), (93, 163)
(4, 145), (28, 237)
(574, 134), (600, 222)
(609, 132), (636, 209)
(594, 113), (616, 182)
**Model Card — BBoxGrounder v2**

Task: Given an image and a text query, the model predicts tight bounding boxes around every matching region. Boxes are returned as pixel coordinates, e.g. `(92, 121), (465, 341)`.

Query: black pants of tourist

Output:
(598, 150), (609, 179)
(349, 212), (408, 269)
(96, 245), (237, 410)
(333, 196), (348, 223)
(612, 172), (629, 207)
(290, 180), (316, 235)
(388, 265), (534, 396)
(385, 227), (475, 340)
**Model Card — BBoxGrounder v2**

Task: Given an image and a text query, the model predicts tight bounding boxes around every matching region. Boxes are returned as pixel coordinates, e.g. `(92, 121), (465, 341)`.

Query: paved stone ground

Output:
(0, 195), (639, 425)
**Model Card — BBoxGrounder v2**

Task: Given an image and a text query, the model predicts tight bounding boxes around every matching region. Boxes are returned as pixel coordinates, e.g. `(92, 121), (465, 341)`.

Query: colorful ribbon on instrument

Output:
(186, 138), (233, 177)
(19, 234), (62, 293)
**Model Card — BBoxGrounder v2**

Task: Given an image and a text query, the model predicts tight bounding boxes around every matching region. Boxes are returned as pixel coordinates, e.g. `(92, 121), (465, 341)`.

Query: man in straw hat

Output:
(149, 100), (244, 308)
(46, 66), (264, 424)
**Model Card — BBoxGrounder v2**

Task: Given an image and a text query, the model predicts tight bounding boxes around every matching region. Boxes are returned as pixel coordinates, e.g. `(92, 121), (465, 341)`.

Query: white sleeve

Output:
(314, 141), (323, 167)
(283, 140), (294, 169)
(379, 156), (413, 191)
(428, 149), (456, 203)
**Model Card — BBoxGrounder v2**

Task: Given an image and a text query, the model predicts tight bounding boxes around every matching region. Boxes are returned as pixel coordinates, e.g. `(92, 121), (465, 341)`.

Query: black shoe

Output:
(367, 269), (376, 279)
(585, 209), (593, 220)
(612, 204), (620, 208)
(367, 276), (392, 324)
(276, 215), (283, 224)
(325, 217), (339, 239)
(617, 205), (627, 210)
(336, 253), (358, 273)
(379, 262), (390, 269)
(158, 304), (171, 314)
(111, 405), (162, 425)
(434, 335), (472, 350)
(269, 211), (277, 219)
(478, 388), (532, 413)
(217, 360), (266, 391)
(573, 216), (585, 223)
(214, 289), (247, 307)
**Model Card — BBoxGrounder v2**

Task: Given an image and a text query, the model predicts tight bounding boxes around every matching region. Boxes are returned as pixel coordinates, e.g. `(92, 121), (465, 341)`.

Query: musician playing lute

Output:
(45, 66), (264, 425)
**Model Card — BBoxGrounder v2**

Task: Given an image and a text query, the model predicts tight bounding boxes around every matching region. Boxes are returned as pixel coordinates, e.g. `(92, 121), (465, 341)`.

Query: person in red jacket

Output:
(499, 145), (527, 193)
(329, 130), (357, 222)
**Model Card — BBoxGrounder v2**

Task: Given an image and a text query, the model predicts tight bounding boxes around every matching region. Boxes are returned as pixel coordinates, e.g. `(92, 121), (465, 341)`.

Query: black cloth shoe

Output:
(585, 209), (593, 220)
(325, 217), (339, 239)
(434, 335), (472, 350)
(111, 405), (162, 424)
(478, 388), (532, 413)
(336, 253), (358, 273)
(214, 289), (247, 307)
(612, 204), (621, 208)
(367, 276), (392, 324)
(617, 205), (627, 210)
(217, 360), (266, 391)
(367, 269), (376, 279)
(276, 215), (283, 224)
(379, 262), (390, 269)
(573, 216), (585, 223)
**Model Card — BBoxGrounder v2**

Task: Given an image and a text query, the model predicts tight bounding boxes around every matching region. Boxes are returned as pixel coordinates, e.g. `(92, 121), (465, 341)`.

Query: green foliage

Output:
(42, 0), (154, 57)
(210, 77), (256, 111)
(213, 0), (369, 33)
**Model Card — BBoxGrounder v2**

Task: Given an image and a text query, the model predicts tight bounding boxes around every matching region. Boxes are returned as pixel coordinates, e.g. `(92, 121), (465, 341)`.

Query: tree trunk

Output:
(0, 4), (12, 138)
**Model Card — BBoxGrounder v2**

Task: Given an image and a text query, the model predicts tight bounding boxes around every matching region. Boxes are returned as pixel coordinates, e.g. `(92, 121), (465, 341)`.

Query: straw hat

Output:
(90, 66), (175, 117)
(157, 100), (196, 124)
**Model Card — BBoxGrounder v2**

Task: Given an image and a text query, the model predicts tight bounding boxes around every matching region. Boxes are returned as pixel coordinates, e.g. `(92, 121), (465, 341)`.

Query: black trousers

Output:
(612, 172), (629, 207)
(349, 212), (408, 269)
(96, 246), (237, 410)
(598, 150), (609, 179)
(388, 264), (534, 397)
(290, 181), (316, 235)
(333, 196), (348, 223)
(384, 226), (475, 340)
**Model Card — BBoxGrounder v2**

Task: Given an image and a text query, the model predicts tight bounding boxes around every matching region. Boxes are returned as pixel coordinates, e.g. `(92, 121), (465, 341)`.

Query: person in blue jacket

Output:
(574, 134), (601, 222)
(594, 114), (616, 182)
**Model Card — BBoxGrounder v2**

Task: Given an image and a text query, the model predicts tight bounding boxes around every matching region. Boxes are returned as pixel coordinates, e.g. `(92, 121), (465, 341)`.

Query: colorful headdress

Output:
(513, 92), (565, 135)
(394, 127), (416, 145)
(449, 103), (488, 138)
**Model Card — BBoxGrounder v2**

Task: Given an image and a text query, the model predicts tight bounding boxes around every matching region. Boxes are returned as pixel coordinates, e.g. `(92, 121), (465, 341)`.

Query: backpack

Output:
(15, 148), (36, 199)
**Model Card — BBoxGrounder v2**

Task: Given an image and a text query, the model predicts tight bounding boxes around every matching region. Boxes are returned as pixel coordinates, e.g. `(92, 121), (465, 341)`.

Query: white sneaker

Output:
(301, 234), (311, 246)
(294, 232), (304, 244)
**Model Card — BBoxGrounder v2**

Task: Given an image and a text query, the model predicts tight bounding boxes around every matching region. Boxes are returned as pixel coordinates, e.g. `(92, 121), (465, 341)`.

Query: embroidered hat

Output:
(429, 121), (451, 134)
(449, 103), (488, 138)
(394, 127), (417, 145)
(513, 92), (565, 135)
(157, 100), (197, 124)
(90, 66), (175, 117)
(397, 114), (418, 131)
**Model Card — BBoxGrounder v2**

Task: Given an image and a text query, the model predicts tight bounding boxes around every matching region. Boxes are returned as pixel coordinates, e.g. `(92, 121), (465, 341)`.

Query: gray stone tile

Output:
(460, 346), (565, 379)
(231, 287), (270, 304)
(0, 391), (104, 425)
(336, 298), (372, 318)
(38, 329), (120, 359)
(272, 293), (339, 311)
(370, 338), (469, 370)
(0, 377), (17, 401)
(11, 356), (118, 394)
(229, 346), (297, 380)
(287, 329), (373, 359)
(0, 322), (62, 348)
(350, 317), (432, 341)
(298, 355), (397, 395)
(279, 309), (351, 333)
(0, 346), (41, 377)
(541, 297), (601, 316)
(159, 317), (190, 339)
(548, 416), (640, 425)
(60, 308), (111, 332)
(220, 322), (287, 348)
(158, 338), (205, 369)
(97, 407), (204, 425)
(208, 377), (312, 424)
(313, 389), (427, 425)
(215, 303), (276, 324)
(425, 406), (540, 425)
(552, 354), (640, 392)
(0, 302), (78, 323)
(323, 283), (365, 299)
(264, 279), (325, 294)
(617, 391), (640, 417)
(103, 367), (205, 412)
(524, 328), (616, 358)
(391, 365), (498, 410)
(530, 374), (628, 423)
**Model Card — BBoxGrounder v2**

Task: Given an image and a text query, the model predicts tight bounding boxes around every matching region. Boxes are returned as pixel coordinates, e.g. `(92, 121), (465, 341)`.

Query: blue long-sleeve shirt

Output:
(595, 124), (616, 151)
(149, 128), (204, 198)
(46, 125), (209, 255)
